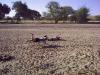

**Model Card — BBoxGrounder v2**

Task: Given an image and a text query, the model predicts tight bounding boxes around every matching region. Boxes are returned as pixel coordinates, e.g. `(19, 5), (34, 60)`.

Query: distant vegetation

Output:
(0, 1), (100, 24)
(95, 15), (100, 21)
(43, 1), (89, 24)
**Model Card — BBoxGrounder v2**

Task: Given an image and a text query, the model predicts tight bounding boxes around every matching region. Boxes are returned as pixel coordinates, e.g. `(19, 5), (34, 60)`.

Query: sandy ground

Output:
(0, 24), (100, 75)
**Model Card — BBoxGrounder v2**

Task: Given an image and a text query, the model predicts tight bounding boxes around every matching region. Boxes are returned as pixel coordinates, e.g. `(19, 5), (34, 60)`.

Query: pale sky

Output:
(0, 0), (100, 17)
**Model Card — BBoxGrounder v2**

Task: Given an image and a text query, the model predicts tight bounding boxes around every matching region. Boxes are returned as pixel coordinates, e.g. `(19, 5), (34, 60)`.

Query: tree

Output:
(12, 1), (28, 19)
(14, 13), (21, 23)
(75, 7), (89, 23)
(60, 6), (74, 22)
(68, 14), (77, 23)
(31, 10), (41, 20)
(12, 1), (41, 20)
(42, 12), (52, 20)
(46, 1), (60, 23)
(0, 3), (10, 19)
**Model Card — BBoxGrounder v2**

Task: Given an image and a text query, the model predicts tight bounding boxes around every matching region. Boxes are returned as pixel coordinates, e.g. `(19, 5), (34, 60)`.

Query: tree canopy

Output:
(46, 1), (60, 23)
(60, 6), (74, 21)
(0, 3), (10, 19)
(75, 7), (89, 23)
(12, 1), (41, 20)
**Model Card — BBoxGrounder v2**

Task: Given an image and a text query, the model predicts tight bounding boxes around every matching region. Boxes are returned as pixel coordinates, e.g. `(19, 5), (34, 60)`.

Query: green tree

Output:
(60, 6), (74, 22)
(31, 10), (41, 20)
(42, 12), (52, 20)
(0, 3), (10, 19)
(76, 7), (89, 23)
(12, 1), (28, 19)
(12, 1), (41, 20)
(46, 1), (60, 23)
(14, 13), (21, 23)
(68, 14), (77, 23)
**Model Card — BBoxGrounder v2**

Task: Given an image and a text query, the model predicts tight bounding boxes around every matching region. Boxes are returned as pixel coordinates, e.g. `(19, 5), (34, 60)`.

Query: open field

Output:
(0, 24), (100, 75)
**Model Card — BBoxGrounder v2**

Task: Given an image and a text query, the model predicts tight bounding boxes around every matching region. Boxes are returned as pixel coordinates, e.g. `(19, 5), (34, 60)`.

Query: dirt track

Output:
(0, 24), (100, 29)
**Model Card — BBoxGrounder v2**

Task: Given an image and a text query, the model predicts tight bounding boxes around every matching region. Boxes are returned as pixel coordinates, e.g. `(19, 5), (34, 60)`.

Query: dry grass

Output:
(0, 25), (100, 75)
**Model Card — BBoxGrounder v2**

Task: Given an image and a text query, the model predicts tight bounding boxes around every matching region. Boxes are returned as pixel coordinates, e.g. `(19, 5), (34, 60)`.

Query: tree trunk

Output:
(55, 19), (58, 24)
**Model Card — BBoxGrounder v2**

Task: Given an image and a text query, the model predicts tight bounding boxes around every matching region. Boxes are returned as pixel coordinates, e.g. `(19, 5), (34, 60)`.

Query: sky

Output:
(0, 0), (100, 17)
